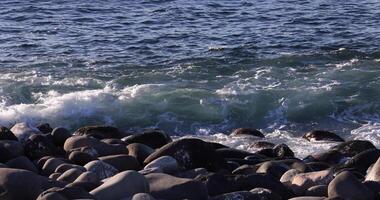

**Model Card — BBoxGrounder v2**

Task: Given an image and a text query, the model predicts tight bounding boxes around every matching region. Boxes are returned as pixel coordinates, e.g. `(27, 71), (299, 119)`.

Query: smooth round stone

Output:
(37, 186), (94, 200)
(210, 191), (258, 200)
(42, 157), (67, 176)
(0, 126), (18, 141)
(250, 188), (282, 200)
(125, 193), (157, 200)
(10, 122), (42, 143)
(146, 173), (208, 200)
(122, 129), (172, 149)
(328, 171), (374, 199)
(55, 163), (86, 173)
(56, 168), (84, 182)
(331, 140), (376, 157)
(256, 161), (290, 180)
(127, 143), (154, 164)
(144, 156), (179, 174)
(290, 169), (334, 195)
(288, 197), (325, 200)
(90, 170), (150, 200)
(99, 154), (141, 171)
(51, 127), (71, 147)
(68, 150), (97, 166)
(74, 171), (100, 184)
(36, 123), (53, 134)
(139, 167), (164, 175)
(5, 156), (39, 173)
(84, 160), (118, 180)
(280, 169), (301, 185)
(365, 157), (380, 182)
(49, 173), (62, 180)
(74, 125), (125, 139)
(305, 185), (328, 197)
(24, 134), (63, 160)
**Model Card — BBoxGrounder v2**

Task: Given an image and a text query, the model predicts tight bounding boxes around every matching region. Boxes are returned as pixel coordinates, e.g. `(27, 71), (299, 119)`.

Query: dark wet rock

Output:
(256, 160), (290, 179)
(328, 171), (374, 199)
(55, 163), (86, 173)
(304, 150), (345, 165)
(5, 156), (39, 173)
(84, 160), (118, 180)
(306, 162), (331, 171)
(36, 123), (53, 134)
(363, 181), (380, 195)
(280, 169), (301, 185)
(197, 173), (293, 198)
(0, 126), (18, 141)
(146, 172), (208, 200)
(232, 164), (258, 175)
(56, 168), (84, 182)
(290, 169), (334, 195)
(10, 122), (42, 143)
(74, 125), (125, 139)
(24, 134), (63, 160)
(49, 172), (61, 180)
(42, 157), (68, 176)
(224, 160), (240, 172)
(274, 143), (295, 158)
(365, 157), (380, 182)
(64, 135), (128, 156)
(66, 181), (99, 192)
(207, 142), (229, 150)
(37, 156), (53, 170)
(175, 168), (209, 179)
(0, 168), (63, 200)
(337, 149), (380, 175)
(74, 171), (100, 184)
(99, 154), (142, 171)
(303, 130), (344, 142)
(210, 191), (259, 200)
(139, 166), (163, 175)
(255, 148), (276, 157)
(305, 185), (328, 197)
(144, 156), (179, 174)
(250, 188), (282, 200)
(331, 140), (376, 157)
(37, 186), (94, 200)
(122, 129), (172, 149)
(0, 140), (24, 162)
(51, 127), (71, 147)
(276, 159), (309, 173)
(250, 141), (275, 150)
(68, 150), (97, 166)
(91, 170), (149, 200)
(228, 157), (264, 166)
(127, 143), (154, 164)
(144, 138), (226, 171)
(216, 148), (254, 159)
(289, 197), (325, 200)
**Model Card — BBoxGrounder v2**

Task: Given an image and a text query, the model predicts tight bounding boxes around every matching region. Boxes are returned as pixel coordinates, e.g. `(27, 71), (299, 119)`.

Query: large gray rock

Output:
(5, 156), (39, 173)
(0, 140), (24, 162)
(0, 168), (63, 200)
(290, 169), (334, 195)
(328, 171), (374, 199)
(74, 125), (125, 139)
(84, 160), (118, 180)
(90, 170), (149, 200)
(302, 130), (344, 142)
(122, 129), (171, 149)
(0, 126), (18, 141)
(122, 193), (156, 200)
(146, 173), (208, 200)
(10, 122), (42, 143)
(231, 128), (265, 138)
(144, 156), (179, 174)
(42, 157), (68, 176)
(99, 154), (141, 171)
(37, 186), (94, 200)
(331, 140), (376, 157)
(127, 143), (154, 164)
(144, 138), (226, 171)
(56, 168), (84, 182)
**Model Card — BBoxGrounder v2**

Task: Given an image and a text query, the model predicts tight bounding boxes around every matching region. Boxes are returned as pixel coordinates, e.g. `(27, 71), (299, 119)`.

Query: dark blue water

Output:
(1, 0), (380, 146)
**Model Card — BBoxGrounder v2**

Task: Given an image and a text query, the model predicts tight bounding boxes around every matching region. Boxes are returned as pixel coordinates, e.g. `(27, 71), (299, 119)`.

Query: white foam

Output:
(351, 123), (380, 148)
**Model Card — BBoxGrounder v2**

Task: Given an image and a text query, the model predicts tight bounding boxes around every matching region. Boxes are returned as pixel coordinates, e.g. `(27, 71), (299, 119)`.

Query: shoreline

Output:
(0, 122), (379, 199)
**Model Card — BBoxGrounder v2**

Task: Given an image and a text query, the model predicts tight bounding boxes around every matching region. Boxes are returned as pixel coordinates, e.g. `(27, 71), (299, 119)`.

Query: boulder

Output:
(127, 143), (154, 164)
(56, 168), (84, 182)
(74, 171), (100, 184)
(74, 125), (125, 139)
(146, 173), (208, 200)
(42, 157), (68, 176)
(256, 160), (290, 179)
(328, 171), (374, 199)
(99, 154), (141, 171)
(90, 170), (149, 200)
(288, 197), (325, 200)
(144, 138), (226, 171)
(37, 186), (94, 200)
(55, 163), (86, 173)
(305, 150), (345, 165)
(211, 191), (258, 200)
(331, 140), (376, 157)
(337, 149), (380, 174)
(273, 143), (295, 158)
(36, 123), (53, 134)
(250, 188), (282, 200)
(5, 156), (39, 173)
(305, 185), (328, 197)
(10, 122), (42, 143)
(230, 128), (265, 138)
(51, 127), (71, 147)
(126, 193), (157, 200)
(290, 169), (334, 195)
(24, 134), (63, 160)
(68, 150), (97, 166)
(144, 156), (179, 174)
(122, 129), (172, 149)
(280, 169), (301, 185)
(302, 130), (344, 142)
(0, 140), (24, 162)
(0, 168), (63, 200)
(0, 126), (18, 141)
(84, 160), (118, 180)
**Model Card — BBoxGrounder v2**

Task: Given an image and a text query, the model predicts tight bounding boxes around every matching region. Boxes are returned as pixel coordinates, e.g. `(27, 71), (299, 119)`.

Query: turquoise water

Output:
(1, 0), (380, 145)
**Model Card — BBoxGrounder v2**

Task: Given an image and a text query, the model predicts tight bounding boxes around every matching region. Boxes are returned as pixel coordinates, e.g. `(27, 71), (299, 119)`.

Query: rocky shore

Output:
(0, 123), (379, 200)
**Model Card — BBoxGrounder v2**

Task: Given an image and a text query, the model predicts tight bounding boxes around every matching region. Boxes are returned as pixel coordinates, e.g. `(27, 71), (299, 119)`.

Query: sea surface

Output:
(1, 0), (380, 157)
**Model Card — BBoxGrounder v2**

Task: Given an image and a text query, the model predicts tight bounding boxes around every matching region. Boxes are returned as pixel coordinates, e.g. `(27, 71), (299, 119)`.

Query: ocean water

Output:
(1, 0), (380, 157)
